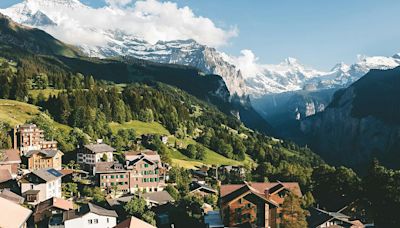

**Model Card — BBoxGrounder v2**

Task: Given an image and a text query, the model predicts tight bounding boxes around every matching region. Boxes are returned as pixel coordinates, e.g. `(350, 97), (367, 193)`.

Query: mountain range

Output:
(300, 66), (400, 171)
(2, 0), (400, 100)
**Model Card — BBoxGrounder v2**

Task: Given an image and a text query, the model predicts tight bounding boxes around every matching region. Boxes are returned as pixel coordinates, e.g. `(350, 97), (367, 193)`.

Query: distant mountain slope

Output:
(0, 0), (247, 97)
(0, 12), (273, 134)
(0, 13), (80, 57)
(300, 67), (400, 171)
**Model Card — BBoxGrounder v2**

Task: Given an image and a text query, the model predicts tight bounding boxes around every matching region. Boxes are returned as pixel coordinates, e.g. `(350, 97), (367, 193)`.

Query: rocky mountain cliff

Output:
(0, 0), (248, 97)
(300, 67), (400, 171)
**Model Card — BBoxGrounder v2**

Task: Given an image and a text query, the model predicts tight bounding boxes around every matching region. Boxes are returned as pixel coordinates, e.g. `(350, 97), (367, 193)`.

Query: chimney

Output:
(264, 189), (270, 198)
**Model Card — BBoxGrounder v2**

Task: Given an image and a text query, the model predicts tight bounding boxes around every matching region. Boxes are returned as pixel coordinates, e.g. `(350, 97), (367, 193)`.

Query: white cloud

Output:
(14, 0), (238, 48)
(223, 49), (262, 78)
(105, 0), (133, 8)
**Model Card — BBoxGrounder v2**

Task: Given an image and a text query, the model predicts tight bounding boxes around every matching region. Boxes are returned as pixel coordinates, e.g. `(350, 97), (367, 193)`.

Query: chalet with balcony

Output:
(23, 149), (63, 171)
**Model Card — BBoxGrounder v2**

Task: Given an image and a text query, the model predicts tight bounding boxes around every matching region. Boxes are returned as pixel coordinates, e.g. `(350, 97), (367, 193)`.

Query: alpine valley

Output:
(1, 0), (400, 227)
(2, 0), (400, 171)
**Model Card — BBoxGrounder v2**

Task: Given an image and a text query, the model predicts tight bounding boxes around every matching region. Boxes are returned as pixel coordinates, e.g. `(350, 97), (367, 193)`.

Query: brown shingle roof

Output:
(35, 197), (74, 214)
(220, 182), (302, 198)
(220, 183), (278, 207)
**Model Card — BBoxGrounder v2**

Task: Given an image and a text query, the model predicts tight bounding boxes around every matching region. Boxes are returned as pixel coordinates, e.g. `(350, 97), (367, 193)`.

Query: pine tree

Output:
(281, 192), (309, 228)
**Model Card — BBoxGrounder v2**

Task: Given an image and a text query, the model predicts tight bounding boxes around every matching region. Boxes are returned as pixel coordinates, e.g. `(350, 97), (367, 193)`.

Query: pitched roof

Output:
(84, 143), (116, 153)
(25, 149), (63, 158)
(32, 168), (63, 182)
(127, 155), (157, 167)
(220, 182), (278, 207)
(0, 149), (21, 164)
(95, 162), (126, 173)
(220, 182), (302, 198)
(114, 216), (156, 228)
(0, 189), (24, 204)
(142, 191), (175, 205)
(0, 197), (32, 228)
(106, 195), (134, 207)
(35, 197), (74, 214)
(190, 182), (217, 194)
(64, 203), (118, 221)
(307, 207), (361, 228)
(0, 169), (12, 183)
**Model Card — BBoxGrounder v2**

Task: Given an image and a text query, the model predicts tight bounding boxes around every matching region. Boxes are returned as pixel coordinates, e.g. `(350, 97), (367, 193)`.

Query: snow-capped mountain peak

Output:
(330, 62), (350, 73)
(0, 0), (248, 97)
(1, 0), (399, 98)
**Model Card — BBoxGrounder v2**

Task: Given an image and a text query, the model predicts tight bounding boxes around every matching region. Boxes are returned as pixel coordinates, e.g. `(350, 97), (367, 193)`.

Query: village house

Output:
(33, 197), (74, 225)
(62, 203), (118, 228)
(0, 197), (32, 228)
(220, 182), (279, 228)
(20, 168), (63, 204)
(0, 149), (21, 178)
(189, 181), (218, 197)
(141, 190), (175, 208)
(125, 151), (166, 193)
(14, 124), (57, 155)
(95, 162), (130, 194)
(308, 207), (364, 228)
(0, 149), (21, 190)
(23, 149), (63, 171)
(77, 142), (116, 174)
(221, 182), (302, 225)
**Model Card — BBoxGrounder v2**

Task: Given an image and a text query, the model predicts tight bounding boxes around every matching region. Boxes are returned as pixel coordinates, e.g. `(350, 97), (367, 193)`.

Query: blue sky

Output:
(1, 0), (400, 70)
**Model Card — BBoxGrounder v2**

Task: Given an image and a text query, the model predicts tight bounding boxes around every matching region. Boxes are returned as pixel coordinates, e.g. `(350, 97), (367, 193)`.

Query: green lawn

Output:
(0, 99), (41, 126)
(0, 99), (72, 132)
(168, 136), (256, 169)
(109, 120), (170, 136)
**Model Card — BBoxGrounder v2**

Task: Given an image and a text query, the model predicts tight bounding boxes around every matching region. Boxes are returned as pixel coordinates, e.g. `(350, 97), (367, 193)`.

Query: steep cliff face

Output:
(300, 67), (400, 171)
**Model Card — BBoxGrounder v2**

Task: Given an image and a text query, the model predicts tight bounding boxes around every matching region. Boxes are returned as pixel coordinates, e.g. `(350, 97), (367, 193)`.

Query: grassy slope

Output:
(109, 120), (254, 169)
(0, 99), (41, 126)
(0, 99), (71, 131)
(109, 121), (170, 136)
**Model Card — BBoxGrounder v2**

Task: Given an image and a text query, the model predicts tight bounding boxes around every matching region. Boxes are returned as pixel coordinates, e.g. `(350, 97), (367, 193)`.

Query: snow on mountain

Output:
(1, 0), (399, 98)
(234, 53), (400, 97)
(0, 0), (247, 97)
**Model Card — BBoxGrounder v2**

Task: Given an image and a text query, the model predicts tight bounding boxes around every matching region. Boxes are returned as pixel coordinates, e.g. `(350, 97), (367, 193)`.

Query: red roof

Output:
(0, 149), (21, 164)
(0, 169), (12, 183)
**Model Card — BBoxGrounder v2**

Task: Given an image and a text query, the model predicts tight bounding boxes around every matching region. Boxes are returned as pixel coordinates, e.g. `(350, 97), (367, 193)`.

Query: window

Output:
(144, 164), (149, 168)
(88, 219), (93, 224)
(111, 175), (115, 179)
(94, 219), (98, 224)
(120, 175), (124, 178)
(107, 218), (109, 223)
